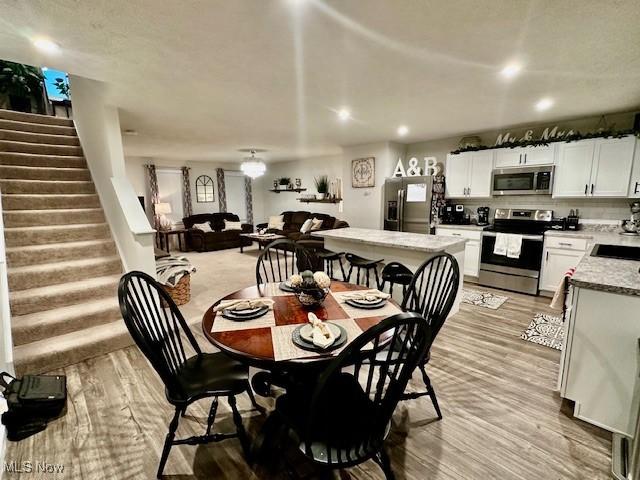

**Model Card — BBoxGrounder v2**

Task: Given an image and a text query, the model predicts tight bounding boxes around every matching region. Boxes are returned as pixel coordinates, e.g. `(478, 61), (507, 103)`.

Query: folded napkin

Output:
(308, 312), (335, 349)
(214, 298), (274, 312)
(340, 290), (391, 302)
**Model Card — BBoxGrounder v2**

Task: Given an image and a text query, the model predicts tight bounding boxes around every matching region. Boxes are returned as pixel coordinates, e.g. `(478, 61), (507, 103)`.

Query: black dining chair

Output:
(272, 312), (431, 479)
(345, 253), (384, 288)
(400, 252), (460, 418)
(255, 239), (316, 285)
(118, 271), (261, 478)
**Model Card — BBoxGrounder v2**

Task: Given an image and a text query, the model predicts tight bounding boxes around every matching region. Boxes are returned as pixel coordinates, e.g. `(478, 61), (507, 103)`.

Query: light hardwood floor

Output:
(4, 254), (611, 479)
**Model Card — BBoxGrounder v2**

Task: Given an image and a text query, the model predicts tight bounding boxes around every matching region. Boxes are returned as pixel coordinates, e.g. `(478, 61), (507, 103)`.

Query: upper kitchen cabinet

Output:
(445, 151), (493, 198)
(554, 136), (635, 198)
(628, 138), (640, 198)
(494, 145), (555, 168)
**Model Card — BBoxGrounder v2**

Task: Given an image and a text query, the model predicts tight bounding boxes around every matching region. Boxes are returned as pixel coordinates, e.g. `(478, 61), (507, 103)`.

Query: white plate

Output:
(299, 323), (342, 342)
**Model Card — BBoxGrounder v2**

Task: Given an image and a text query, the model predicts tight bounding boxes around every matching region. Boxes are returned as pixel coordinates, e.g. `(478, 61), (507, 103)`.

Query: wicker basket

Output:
(161, 274), (191, 306)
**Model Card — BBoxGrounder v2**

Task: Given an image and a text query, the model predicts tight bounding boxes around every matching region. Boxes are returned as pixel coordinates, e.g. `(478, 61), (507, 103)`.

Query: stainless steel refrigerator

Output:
(383, 176), (433, 234)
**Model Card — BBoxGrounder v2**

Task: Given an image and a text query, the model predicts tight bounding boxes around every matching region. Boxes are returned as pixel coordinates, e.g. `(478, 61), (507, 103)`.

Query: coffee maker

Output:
(477, 207), (490, 226)
(441, 203), (467, 224)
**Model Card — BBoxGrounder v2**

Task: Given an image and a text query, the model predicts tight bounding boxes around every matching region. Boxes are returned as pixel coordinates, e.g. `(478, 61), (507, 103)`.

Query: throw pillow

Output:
(310, 218), (324, 231)
(300, 219), (314, 234)
(192, 222), (213, 232)
(223, 220), (243, 231)
(268, 215), (285, 230)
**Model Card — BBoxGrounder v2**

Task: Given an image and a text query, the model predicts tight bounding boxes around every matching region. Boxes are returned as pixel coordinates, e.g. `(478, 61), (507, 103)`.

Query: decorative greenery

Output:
(53, 77), (70, 100)
(450, 128), (639, 155)
(278, 177), (291, 186)
(0, 60), (44, 98)
(314, 175), (329, 194)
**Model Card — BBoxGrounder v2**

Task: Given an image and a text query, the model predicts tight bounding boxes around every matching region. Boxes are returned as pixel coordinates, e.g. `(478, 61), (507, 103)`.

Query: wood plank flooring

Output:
(4, 281), (612, 479)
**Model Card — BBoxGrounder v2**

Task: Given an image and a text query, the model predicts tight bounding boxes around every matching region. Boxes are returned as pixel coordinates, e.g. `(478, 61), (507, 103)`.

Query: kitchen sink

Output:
(591, 244), (640, 261)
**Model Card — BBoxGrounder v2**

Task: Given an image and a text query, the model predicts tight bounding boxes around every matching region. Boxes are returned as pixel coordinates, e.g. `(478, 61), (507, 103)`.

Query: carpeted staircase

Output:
(0, 109), (133, 375)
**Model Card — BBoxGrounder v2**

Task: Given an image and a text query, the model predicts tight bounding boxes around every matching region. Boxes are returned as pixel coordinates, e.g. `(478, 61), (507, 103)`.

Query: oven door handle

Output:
(482, 231), (544, 242)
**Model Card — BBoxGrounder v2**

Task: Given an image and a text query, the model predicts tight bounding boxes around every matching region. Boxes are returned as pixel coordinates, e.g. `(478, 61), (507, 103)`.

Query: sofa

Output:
(182, 213), (253, 252)
(256, 211), (349, 247)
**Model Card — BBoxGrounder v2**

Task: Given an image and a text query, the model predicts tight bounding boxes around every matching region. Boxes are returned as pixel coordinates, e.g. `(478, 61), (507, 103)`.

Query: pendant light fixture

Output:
(239, 148), (267, 179)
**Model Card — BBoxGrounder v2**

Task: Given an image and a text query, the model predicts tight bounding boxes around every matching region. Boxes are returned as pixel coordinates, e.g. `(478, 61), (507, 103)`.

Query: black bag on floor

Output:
(0, 372), (67, 441)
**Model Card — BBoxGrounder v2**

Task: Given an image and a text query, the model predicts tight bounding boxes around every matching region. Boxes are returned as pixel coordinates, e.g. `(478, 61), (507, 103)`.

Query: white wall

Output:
(255, 141), (406, 229)
(70, 75), (156, 275)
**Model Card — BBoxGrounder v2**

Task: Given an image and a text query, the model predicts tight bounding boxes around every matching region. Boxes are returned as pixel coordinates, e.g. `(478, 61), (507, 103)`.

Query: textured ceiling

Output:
(1, 0), (640, 162)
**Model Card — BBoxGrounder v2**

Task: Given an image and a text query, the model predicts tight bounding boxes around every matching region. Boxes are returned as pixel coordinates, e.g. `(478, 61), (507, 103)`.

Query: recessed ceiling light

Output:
(32, 37), (60, 54)
(337, 108), (350, 121)
(397, 125), (409, 136)
(535, 98), (554, 111)
(500, 62), (522, 79)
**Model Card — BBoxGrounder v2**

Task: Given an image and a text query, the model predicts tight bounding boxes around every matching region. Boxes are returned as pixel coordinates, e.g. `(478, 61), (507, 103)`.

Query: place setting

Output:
(210, 297), (276, 332)
(332, 289), (403, 318)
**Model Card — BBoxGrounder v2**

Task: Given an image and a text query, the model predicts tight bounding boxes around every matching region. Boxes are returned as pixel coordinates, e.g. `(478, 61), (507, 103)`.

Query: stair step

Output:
(2, 193), (100, 210)
(0, 140), (83, 156)
(0, 152), (86, 168)
(4, 223), (111, 247)
(0, 165), (90, 181)
(0, 118), (76, 137)
(6, 239), (117, 267)
(3, 208), (105, 227)
(9, 274), (121, 316)
(9, 256), (122, 291)
(0, 129), (80, 146)
(11, 297), (121, 347)
(0, 179), (94, 194)
(0, 109), (74, 127)
(13, 319), (133, 375)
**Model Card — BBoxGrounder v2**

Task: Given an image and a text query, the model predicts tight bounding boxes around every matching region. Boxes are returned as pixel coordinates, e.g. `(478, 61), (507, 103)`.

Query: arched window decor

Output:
(195, 175), (215, 202)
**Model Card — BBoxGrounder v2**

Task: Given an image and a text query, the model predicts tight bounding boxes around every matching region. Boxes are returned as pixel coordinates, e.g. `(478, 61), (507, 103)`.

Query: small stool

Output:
(345, 253), (383, 288)
(380, 262), (413, 299)
(316, 250), (347, 281)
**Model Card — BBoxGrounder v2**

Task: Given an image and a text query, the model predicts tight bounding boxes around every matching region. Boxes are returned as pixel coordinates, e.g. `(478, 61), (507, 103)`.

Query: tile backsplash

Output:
(456, 196), (632, 223)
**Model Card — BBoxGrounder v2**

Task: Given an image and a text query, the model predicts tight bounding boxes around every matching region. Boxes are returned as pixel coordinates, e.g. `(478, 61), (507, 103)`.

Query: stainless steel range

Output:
(478, 208), (553, 295)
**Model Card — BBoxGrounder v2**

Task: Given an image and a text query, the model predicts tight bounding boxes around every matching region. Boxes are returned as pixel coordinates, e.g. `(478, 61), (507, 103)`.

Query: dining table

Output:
(202, 281), (404, 385)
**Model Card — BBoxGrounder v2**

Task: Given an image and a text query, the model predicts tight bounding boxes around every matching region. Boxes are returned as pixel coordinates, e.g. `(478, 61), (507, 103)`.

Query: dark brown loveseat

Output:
(183, 213), (253, 252)
(256, 211), (349, 247)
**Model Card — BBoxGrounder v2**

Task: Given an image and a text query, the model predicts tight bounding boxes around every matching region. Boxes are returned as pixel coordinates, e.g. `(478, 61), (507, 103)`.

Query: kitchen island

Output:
(312, 227), (466, 314)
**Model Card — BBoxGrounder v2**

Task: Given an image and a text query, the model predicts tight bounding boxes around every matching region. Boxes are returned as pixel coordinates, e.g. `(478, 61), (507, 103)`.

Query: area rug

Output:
(521, 313), (564, 350)
(461, 288), (508, 310)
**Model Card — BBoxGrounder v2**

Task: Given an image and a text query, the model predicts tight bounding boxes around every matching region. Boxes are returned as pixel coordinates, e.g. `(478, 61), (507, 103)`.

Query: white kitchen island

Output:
(312, 227), (466, 315)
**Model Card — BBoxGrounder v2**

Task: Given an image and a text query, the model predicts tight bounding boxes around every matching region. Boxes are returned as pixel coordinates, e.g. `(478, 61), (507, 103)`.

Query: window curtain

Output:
(145, 164), (159, 229)
(181, 167), (193, 217)
(216, 168), (226, 212)
(245, 176), (253, 225)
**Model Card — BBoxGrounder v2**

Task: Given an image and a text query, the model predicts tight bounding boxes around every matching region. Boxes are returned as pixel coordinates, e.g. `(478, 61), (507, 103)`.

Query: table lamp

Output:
(154, 202), (173, 230)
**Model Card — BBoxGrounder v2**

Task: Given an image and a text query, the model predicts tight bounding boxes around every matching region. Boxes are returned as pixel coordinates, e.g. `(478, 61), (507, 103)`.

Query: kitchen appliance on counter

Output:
(441, 202), (469, 225)
(566, 209), (580, 231)
(383, 176), (433, 233)
(477, 207), (490, 226)
(491, 165), (554, 196)
(479, 208), (554, 295)
(621, 202), (640, 236)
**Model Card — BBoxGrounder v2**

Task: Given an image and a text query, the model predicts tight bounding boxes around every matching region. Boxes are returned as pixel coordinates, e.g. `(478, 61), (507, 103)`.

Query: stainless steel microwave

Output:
(491, 165), (554, 196)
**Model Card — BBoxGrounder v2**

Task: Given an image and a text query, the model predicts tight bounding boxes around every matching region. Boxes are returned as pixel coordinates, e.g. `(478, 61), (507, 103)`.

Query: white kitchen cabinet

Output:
(539, 236), (587, 292)
(445, 151), (493, 198)
(435, 227), (482, 277)
(628, 138), (640, 197)
(554, 136), (635, 198)
(493, 145), (554, 168)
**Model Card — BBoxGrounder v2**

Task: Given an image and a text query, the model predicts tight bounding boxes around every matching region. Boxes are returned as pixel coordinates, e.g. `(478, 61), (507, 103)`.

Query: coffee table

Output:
(239, 233), (286, 253)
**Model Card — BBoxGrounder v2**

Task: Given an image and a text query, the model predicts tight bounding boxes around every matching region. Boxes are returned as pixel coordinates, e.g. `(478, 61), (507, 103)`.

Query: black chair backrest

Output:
(401, 253), (460, 336)
(255, 239), (316, 285)
(118, 271), (201, 397)
(305, 313), (430, 462)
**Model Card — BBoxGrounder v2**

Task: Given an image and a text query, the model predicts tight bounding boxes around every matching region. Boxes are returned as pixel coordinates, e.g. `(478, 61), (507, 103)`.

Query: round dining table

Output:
(202, 281), (403, 371)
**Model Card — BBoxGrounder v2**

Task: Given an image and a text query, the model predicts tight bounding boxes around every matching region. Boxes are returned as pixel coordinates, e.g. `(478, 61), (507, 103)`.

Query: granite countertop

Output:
(311, 227), (466, 253)
(561, 229), (640, 296)
(436, 224), (489, 231)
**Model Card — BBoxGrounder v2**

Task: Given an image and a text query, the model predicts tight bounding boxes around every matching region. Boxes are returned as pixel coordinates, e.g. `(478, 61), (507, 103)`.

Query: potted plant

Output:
(0, 60), (44, 113)
(314, 175), (329, 200)
(278, 177), (291, 190)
